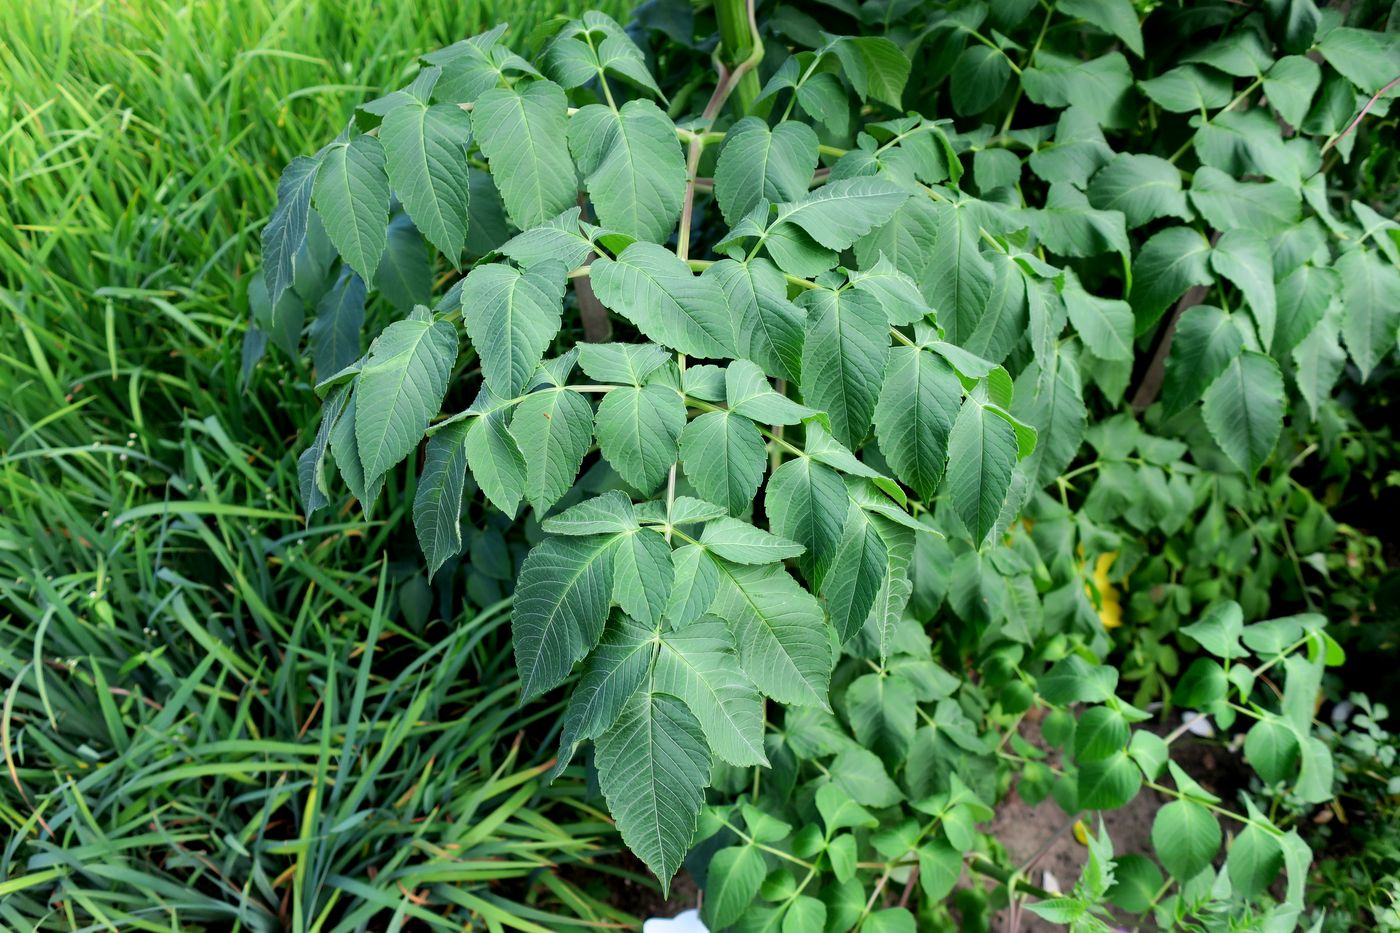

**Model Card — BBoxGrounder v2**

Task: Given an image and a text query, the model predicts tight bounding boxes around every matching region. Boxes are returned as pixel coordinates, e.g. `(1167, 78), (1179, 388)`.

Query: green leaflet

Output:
(678, 410), (766, 517)
(1139, 65), (1233, 113)
(665, 544), (722, 628)
(1059, 0), (1143, 57)
(1337, 247), (1400, 382)
(725, 359), (814, 425)
(1201, 350), (1284, 477)
(354, 309), (459, 484)
(776, 177), (910, 252)
(766, 456), (850, 589)
(381, 100), (473, 263)
(1022, 51), (1134, 127)
(950, 45), (1011, 117)
(498, 207), (597, 270)
(853, 196), (941, 299)
(510, 387), (595, 515)
(544, 490), (639, 535)
(828, 36), (911, 110)
(1087, 153), (1190, 229)
(1189, 167), (1299, 238)
(714, 117), (820, 226)
(1292, 306), (1346, 420)
(576, 342), (671, 385)
(654, 620), (768, 766)
(1273, 263), (1337, 356)
(613, 527), (674, 626)
(709, 560), (833, 708)
(569, 100), (685, 244)
(1028, 106), (1113, 190)
(706, 257), (806, 384)
(545, 13), (663, 97)
(331, 387), (386, 516)
(1012, 348), (1087, 487)
(1162, 306), (1246, 418)
(1062, 269), (1134, 363)
(414, 420), (471, 579)
(471, 80), (577, 230)
(552, 612), (654, 780)
(590, 242), (735, 359)
(699, 516), (804, 564)
(594, 384), (686, 493)
(703, 846), (768, 930)
(1030, 183), (1130, 260)
(311, 270), (367, 377)
(596, 690), (711, 892)
(1210, 229), (1277, 349)
(846, 255), (935, 326)
(946, 399), (1018, 547)
(464, 398), (527, 516)
(1152, 799), (1222, 880)
(822, 506), (888, 644)
(799, 286), (889, 449)
(262, 155), (321, 309)
(1128, 226), (1215, 333)
(513, 533), (618, 699)
(375, 212), (433, 312)
(461, 263), (565, 398)
(313, 135), (390, 282)
(873, 346), (961, 500)
(844, 672), (916, 765)
(298, 384), (349, 518)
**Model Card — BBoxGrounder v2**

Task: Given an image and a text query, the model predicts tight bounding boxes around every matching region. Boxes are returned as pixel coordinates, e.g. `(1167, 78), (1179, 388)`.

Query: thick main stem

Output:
(714, 0), (762, 116)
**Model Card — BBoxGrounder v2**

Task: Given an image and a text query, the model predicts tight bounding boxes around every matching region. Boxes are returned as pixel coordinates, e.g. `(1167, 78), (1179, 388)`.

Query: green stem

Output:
(714, 0), (763, 116)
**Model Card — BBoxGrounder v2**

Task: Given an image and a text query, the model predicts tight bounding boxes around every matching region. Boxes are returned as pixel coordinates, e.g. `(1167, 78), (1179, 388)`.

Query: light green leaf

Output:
(1139, 65), (1233, 113)
(873, 346), (961, 499)
(414, 420), (470, 579)
(947, 399), (1018, 547)
(1316, 26), (1400, 94)
(355, 309), (459, 483)
(1075, 707), (1130, 761)
(1211, 229), (1277, 348)
(543, 490), (639, 535)
(462, 263), (564, 398)
(1077, 752), (1142, 809)
(1292, 305), (1346, 419)
(591, 242), (735, 358)
(1228, 816), (1284, 899)
(1063, 269), (1133, 362)
(678, 410), (767, 517)
(776, 177), (910, 252)
(766, 457), (850, 589)
(569, 100), (685, 244)
(464, 398), (526, 516)
(576, 342), (671, 386)
(314, 135), (390, 282)
(854, 196), (941, 298)
(1028, 106), (1114, 188)
(613, 528), (674, 626)
(707, 257), (806, 383)
(1059, 0), (1143, 56)
(510, 387), (595, 514)
(709, 561), (833, 708)
(830, 35), (911, 109)
(700, 517), (804, 564)
(1263, 55), (1321, 128)
(799, 286), (889, 448)
(1152, 799), (1221, 880)
(472, 81), (577, 230)
(726, 359), (814, 425)
(263, 155), (321, 308)
(823, 507), (889, 644)
(497, 206), (596, 270)
(595, 384), (686, 493)
(382, 101), (473, 263)
(665, 545), (721, 628)
(715, 117), (819, 226)
(655, 620), (767, 766)
(1129, 226), (1215, 333)
(1022, 51), (1134, 127)
(1337, 247), (1400, 382)
(1273, 263), (1338, 356)
(513, 533), (619, 699)
(596, 690), (710, 892)
(1012, 348), (1087, 486)
(703, 845), (766, 930)
(551, 611), (654, 778)
(846, 255), (935, 326)
(844, 671), (914, 764)
(1162, 305), (1246, 417)
(1201, 350), (1284, 477)
(1189, 166), (1299, 238)
(1087, 153), (1190, 228)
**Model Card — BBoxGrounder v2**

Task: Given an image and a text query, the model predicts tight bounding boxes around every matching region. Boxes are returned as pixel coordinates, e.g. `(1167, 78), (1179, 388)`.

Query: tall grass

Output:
(0, 0), (638, 928)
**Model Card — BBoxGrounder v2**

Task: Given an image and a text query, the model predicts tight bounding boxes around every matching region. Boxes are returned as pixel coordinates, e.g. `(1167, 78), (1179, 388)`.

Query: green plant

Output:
(255, 0), (1399, 928)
